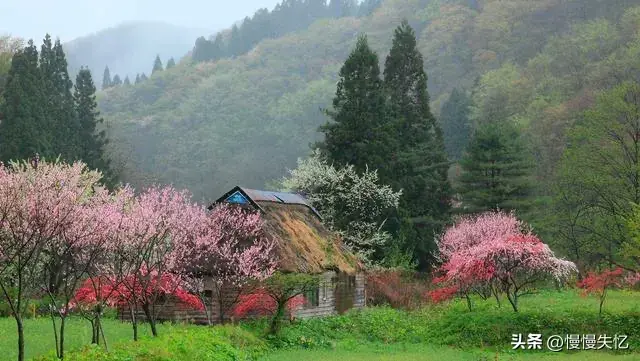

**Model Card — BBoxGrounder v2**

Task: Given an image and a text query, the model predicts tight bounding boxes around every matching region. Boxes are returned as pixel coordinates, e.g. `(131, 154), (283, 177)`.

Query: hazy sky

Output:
(0, 0), (282, 42)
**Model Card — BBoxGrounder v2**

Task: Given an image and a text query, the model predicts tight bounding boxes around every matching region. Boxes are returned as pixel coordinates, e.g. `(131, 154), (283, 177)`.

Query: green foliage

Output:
(261, 272), (320, 335)
(317, 34), (392, 176)
(152, 54), (163, 74)
(256, 290), (640, 351)
(554, 81), (640, 270)
(101, 66), (111, 90)
(457, 121), (533, 214)
(440, 88), (472, 161)
(32, 324), (267, 361)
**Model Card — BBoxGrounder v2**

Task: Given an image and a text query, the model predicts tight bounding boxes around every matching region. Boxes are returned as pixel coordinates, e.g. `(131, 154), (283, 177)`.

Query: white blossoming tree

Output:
(280, 149), (401, 263)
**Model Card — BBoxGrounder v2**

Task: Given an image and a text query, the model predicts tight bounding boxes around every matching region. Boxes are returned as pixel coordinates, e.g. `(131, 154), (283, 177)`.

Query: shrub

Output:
(365, 270), (429, 310)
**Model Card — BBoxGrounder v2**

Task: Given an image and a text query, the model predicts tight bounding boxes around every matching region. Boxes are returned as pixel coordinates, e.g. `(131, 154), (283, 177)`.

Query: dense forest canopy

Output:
(97, 0), (639, 202)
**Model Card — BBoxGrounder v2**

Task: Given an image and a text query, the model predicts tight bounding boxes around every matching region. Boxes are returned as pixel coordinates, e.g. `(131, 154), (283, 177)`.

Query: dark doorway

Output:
(334, 273), (356, 314)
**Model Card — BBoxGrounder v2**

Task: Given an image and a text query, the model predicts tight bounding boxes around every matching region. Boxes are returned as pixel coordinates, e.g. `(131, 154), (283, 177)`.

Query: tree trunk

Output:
(270, 301), (286, 335)
(491, 284), (501, 308)
(142, 303), (158, 337)
(59, 317), (66, 359)
(130, 308), (139, 341)
(89, 319), (97, 345)
(465, 294), (472, 311)
(50, 310), (60, 358)
(16, 315), (25, 361)
(506, 291), (518, 312)
(98, 316), (109, 352)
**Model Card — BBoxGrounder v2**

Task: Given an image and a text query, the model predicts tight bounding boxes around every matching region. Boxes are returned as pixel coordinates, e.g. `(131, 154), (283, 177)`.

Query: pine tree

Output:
(135, 73), (141, 84)
(74, 67), (115, 185)
(123, 75), (130, 86)
(112, 74), (122, 86)
(0, 40), (47, 161)
(440, 88), (472, 160)
(152, 54), (163, 74)
(457, 121), (533, 214)
(49, 38), (77, 160)
(382, 20), (452, 269)
(317, 34), (393, 177)
(166, 57), (176, 69)
(140, 73), (148, 82)
(102, 66), (111, 89)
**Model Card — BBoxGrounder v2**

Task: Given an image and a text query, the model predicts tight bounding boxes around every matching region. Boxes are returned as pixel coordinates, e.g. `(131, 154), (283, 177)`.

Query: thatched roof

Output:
(209, 186), (361, 274)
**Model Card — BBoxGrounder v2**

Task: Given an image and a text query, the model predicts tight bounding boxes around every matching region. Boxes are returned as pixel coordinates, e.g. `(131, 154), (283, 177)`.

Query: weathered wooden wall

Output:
(120, 271), (366, 324)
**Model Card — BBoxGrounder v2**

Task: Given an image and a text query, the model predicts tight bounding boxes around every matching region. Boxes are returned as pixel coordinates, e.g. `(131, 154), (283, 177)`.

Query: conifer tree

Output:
(123, 75), (130, 86)
(457, 121), (533, 214)
(382, 20), (452, 268)
(317, 35), (393, 179)
(135, 73), (141, 84)
(440, 88), (473, 161)
(49, 38), (77, 160)
(102, 66), (111, 89)
(166, 57), (176, 69)
(112, 74), (122, 86)
(74, 67), (115, 185)
(140, 73), (148, 82)
(152, 54), (163, 74)
(0, 40), (47, 161)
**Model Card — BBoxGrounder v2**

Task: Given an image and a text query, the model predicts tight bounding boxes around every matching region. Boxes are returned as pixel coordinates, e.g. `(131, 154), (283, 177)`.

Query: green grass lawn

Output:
(0, 289), (638, 360)
(260, 344), (640, 361)
(0, 317), (162, 361)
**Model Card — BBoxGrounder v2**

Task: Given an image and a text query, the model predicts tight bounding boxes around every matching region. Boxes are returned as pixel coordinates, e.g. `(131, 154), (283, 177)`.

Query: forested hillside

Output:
(63, 21), (209, 88)
(97, 0), (639, 206)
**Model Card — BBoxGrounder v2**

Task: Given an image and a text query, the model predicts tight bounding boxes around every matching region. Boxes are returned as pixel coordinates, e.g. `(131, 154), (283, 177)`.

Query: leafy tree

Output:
(280, 150), (401, 262)
(102, 66), (111, 89)
(74, 67), (115, 185)
(0, 36), (23, 109)
(440, 88), (473, 160)
(166, 57), (176, 69)
(317, 35), (392, 180)
(123, 76), (130, 86)
(256, 272), (319, 334)
(152, 54), (163, 74)
(457, 121), (533, 214)
(383, 20), (452, 269)
(0, 40), (47, 161)
(111, 74), (122, 86)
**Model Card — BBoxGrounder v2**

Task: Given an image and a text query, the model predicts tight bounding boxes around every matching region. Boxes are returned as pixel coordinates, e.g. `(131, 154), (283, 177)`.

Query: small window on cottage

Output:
(204, 290), (213, 299)
(304, 286), (320, 307)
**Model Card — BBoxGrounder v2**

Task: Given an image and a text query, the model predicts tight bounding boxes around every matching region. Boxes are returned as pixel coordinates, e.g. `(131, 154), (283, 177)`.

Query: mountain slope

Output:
(97, 0), (640, 202)
(64, 21), (210, 87)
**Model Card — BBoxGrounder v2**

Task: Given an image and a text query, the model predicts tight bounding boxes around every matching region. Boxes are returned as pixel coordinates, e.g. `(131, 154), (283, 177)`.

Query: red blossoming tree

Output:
(431, 211), (577, 312)
(577, 267), (625, 316)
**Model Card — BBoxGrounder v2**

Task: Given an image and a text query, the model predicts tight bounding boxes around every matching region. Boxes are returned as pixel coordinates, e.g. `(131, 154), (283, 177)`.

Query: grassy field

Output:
(260, 344), (640, 361)
(0, 317), (162, 361)
(0, 290), (638, 360)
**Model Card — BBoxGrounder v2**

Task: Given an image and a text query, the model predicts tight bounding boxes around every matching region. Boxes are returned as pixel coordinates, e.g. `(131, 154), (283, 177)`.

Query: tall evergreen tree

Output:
(440, 88), (472, 160)
(317, 34), (393, 178)
(152, 54), (163, 74)
(457, 121), (533, 214)
(383, 20), (452, 269)
(135, 73), (141, 84)
(74, 67), (115, 185)
(111, 74), (122, 86)
(166, 57), (176, 69)
(123, 75), (131, 86)
(140, 73), (148, 82)
(102, 66), (111, 89)
(48, 38), (77, 160)
(0, 40), (47, 161)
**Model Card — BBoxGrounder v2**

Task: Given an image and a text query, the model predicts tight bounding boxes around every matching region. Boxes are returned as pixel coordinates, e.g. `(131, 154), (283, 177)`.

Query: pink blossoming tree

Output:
(175, 203), (276, 325)
(432, 211), (577, 312)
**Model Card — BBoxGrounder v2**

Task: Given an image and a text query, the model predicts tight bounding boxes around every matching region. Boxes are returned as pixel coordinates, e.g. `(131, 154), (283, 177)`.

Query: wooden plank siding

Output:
(119, 271), (366, 324)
